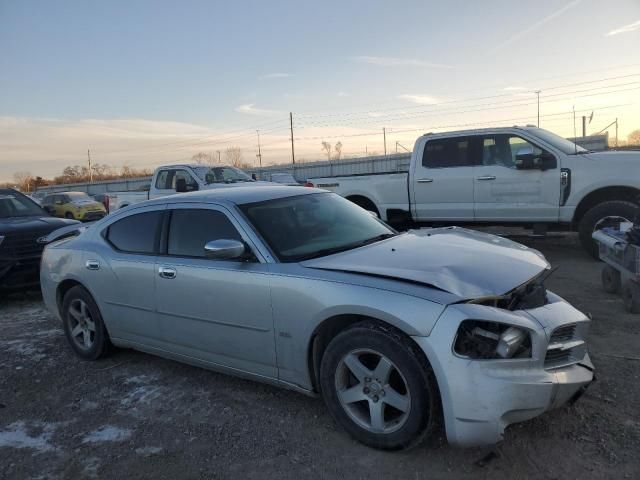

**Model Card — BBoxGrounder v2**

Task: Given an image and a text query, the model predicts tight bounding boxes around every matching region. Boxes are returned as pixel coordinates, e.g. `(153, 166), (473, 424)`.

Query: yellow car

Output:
(42, 191), (106, 221)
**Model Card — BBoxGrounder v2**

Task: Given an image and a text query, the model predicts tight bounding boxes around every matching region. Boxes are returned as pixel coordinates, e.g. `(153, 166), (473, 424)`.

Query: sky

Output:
(1, 0), (640, 181)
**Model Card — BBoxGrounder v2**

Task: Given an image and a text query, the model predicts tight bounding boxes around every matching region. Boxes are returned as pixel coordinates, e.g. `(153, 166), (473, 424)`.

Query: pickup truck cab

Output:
(107, 164), (270, 211)
(308, 126), (640, 256)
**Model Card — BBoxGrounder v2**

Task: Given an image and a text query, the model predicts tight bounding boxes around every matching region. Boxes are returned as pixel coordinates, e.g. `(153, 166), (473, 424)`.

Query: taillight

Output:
(304, 181), (314, 187)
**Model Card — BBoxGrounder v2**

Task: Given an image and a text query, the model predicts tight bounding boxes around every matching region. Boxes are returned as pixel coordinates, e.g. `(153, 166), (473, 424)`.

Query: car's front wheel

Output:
(320, 322), (439, 450)
(61, 285), (112, 360)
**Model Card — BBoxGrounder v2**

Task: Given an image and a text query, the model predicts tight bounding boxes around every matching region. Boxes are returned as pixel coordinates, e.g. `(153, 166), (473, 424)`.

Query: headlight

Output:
(453, 320), (531, 359)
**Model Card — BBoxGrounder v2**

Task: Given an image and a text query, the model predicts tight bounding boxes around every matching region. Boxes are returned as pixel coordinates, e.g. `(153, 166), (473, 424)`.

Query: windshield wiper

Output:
(302, 233), (396, 261)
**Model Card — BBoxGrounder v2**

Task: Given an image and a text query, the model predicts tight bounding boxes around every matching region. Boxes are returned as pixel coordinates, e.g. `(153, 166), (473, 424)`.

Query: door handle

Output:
(476, 175), (496, 181)
(85, 260), (100, 270)
(158, 266), (177, 279)
(417, 178), (434, 183)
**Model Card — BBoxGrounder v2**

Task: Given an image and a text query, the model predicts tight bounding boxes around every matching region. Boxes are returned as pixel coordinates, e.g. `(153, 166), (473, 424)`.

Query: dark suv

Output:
(0, 189), (78, 290)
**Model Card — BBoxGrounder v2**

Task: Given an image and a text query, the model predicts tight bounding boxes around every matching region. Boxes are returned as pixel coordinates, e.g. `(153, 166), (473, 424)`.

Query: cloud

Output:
(351, 56), (453, 69)
(337, 91), (349, 97)
(259, 72), (291, 79)
(235, 104), (282, 116)
(397, 94), (439, 105)
(503, 86), (528, 91)
(486, 0), (582, 55)
(606, 19), (640, 36)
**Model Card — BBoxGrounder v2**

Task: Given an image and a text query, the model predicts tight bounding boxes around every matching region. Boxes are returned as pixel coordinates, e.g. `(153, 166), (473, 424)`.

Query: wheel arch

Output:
(306, 314), (437, 395)
(572, 186), (640, 226)
(345, 195), (380, 217)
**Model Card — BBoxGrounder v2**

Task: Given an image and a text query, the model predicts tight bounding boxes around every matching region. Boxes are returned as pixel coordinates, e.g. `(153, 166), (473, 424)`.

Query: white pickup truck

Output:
(107, 164), (268, 211)
(307, 126), (640, 257)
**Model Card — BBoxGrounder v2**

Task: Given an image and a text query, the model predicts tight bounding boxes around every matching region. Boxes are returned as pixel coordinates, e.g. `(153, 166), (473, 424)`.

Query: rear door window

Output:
(423, 137), (476, 168)
(106, 211), (163, 254)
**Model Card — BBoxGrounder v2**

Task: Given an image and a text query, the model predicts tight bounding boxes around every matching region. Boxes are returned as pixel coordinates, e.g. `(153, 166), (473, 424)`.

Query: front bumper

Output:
(0, 256), (41, 290)
(414, 295), (594, 447)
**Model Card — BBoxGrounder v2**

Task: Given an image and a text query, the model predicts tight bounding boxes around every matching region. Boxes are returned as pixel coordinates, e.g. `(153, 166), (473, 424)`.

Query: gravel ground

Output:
(1, 232), (639, 479)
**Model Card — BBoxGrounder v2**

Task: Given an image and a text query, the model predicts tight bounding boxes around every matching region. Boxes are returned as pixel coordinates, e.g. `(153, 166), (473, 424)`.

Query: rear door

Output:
(92, 205), (166, 346)
(473, 133), (560, 221)
(154, 203), (277, 378)
(410, 135), (477, 220)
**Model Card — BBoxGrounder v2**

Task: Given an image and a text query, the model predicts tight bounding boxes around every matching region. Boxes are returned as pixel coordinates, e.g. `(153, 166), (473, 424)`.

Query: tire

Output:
(622, 282), (640, 314)
(601, 265), (621, 294)
(319, 321), (438, 450)
(61, 285), (112, 360)
(578, 200), (639, 259)
(65, 212), (74, 219)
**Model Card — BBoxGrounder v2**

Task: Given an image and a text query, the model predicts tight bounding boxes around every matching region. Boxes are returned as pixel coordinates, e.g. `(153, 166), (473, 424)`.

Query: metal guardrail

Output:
(35, 153), (412, 194)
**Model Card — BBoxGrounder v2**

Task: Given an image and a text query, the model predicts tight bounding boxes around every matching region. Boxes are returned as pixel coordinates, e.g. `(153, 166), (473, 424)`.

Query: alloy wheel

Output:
(67, 298), (96, 350)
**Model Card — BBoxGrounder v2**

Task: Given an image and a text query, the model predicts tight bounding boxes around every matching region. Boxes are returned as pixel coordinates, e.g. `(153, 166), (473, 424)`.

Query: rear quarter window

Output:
(105, 211), (163, 254)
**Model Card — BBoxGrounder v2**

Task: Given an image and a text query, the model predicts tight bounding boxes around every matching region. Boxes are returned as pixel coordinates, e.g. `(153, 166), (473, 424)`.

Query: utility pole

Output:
(216, 150), (221, 163)
(383, 127), (387, 156)
(582, 116), (586, 138)
(87, 149), (93, 183)
(289, 112), (295, 164)
(395, 141), (398, 153)
(256, 130), (262, 167)
(534, 90), (541, 127)
(615, 118), (618, 147)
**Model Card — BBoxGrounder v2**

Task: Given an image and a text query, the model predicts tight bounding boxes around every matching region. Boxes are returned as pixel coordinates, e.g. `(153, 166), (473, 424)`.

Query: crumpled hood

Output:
(302, 227), (550, 299)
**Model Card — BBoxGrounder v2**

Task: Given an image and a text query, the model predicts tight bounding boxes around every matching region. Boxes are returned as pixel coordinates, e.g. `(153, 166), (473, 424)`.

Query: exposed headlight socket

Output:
(454, 320), (531, 360)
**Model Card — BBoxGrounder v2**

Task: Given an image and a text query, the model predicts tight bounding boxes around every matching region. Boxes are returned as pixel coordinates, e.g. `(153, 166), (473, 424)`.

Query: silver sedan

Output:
(40, 186), (594, 449)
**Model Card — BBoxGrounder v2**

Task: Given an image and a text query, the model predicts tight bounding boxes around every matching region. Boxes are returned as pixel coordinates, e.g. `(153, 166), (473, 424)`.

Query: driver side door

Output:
(473, 133), (560, 221)
(154, 203), (277, 378)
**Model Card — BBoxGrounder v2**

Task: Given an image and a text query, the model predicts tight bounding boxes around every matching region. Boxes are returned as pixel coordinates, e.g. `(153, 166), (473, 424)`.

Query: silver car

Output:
(40, 186), (594, 449)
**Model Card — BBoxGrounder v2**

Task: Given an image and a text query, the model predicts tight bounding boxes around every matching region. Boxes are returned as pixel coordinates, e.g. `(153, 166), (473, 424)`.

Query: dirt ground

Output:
(1, 232), (639, 480)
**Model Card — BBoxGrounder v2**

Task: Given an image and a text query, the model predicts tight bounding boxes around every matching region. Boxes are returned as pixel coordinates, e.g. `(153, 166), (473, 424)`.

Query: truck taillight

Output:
(304, 181), (314, 187)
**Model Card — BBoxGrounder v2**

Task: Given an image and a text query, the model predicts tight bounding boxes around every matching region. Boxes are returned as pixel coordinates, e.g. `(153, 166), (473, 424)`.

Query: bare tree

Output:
(13, 171), (34, 191)
(191, 152), (217, 165)
(225, 147), (243, 167)
(334, 141), (343, 160)
(628, 129), (640, 146)
(321, 141), (332, 161)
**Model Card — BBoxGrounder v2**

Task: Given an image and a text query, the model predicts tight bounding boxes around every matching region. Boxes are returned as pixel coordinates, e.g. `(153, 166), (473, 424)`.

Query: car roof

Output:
(0, 188), (20, 196)
(145, 185), (323, 207)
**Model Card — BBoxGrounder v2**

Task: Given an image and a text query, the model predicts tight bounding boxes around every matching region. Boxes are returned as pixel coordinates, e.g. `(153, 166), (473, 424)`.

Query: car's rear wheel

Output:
(320, 322), (438, 450)
(65, 212), (74, 219)
(62, 286), (111, 360)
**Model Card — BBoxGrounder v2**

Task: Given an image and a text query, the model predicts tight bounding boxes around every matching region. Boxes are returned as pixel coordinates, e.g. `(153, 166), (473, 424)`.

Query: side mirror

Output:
(514, 146), (536, 170)
(204, 239), (246, 260)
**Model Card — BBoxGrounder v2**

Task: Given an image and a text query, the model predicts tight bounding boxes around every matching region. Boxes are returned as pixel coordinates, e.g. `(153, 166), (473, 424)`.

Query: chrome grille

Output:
(0, 231), (47, 260)
(550, 323), (577, 342)
(545, 323), (585, 369)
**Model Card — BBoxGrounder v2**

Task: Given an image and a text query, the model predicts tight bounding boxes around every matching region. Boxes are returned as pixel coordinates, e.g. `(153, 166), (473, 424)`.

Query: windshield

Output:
(67, 192), (92, 200)
(194, 166), (253, 184)
(530, 128), (588, 154)
(0, 192), (46, 218)
(240, 192), (395, 262)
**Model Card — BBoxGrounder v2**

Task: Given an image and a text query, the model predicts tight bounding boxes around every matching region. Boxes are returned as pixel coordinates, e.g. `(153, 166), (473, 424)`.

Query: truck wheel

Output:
(601, 265), (621, 293)
(622, 281), (640, 313)
(578, 200), (638, 259)
(347, 196), (380, 218)
(319, 321), (439, 450)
